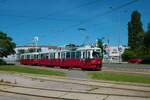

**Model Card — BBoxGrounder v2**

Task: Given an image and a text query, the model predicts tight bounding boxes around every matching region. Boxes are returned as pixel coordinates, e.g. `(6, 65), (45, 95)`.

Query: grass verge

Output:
(0, 65), (65, 76)
(89, 71), (150, 84)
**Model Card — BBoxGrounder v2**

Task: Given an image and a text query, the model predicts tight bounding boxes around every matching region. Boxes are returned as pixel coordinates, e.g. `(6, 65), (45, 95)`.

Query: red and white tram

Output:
(20, 45), (102, 70)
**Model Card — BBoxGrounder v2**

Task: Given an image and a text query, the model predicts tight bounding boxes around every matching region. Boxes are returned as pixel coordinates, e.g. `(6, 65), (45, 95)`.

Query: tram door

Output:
(82, 50), (91, 59)
(82, 50), (91, 65)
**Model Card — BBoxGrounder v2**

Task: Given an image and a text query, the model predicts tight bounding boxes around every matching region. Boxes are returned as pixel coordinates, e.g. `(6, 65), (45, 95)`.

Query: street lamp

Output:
(118, 11), (121, 63)
(118, 10), (128, 63)
(33, 36), (39, 52)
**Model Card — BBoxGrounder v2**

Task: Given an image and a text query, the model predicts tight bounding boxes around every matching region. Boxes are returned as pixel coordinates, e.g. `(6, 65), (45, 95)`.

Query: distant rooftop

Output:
(16, 45), (61, 49)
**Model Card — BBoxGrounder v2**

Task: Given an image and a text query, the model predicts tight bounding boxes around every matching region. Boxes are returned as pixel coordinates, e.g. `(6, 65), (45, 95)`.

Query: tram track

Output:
(0, 71), (150, 99)
(0, 82), (150, 99)
(16, 64), (150, 88)
(22, 74), (150, 93)
(0, 87), (70, 100)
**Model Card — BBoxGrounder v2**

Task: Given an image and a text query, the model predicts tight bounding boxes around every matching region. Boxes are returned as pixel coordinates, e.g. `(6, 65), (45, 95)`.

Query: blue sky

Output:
(0, 0), (150, 46)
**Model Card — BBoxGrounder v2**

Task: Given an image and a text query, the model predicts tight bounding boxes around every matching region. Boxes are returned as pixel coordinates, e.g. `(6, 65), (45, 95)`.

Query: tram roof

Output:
(20, 52), (40, 55)
(77, 46), (101, 51)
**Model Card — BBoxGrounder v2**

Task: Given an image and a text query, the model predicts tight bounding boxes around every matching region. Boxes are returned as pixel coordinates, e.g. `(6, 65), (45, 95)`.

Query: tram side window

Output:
(21, 55), (24, 59)
(27, 55), (30, 59)
(58, 52), (60, 58)
(92, 51), (100, 58)
(30, 55), (33, 59)
(76, 51), (81, 59)
(71, 52), (75, 58)
(61, 52), (65, 59)
(50, 53), (55, 59)
(34, 55), (36, 59)
(87, 51), (90, 58)
(37, 55), (40, 59)
(45, 53), (49, 59)
(24, 55), (26, 59)
(66, 52), (70, 58)
(33, 54), (39, 59)
(38, 54), (41, 59)
(41, 54), (48, 59)
(83, 52), (86, 59)
(41, 54), (44, 59)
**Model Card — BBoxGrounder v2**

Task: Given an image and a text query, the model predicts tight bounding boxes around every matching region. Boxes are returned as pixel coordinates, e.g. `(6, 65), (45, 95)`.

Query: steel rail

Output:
(23, 75), (150, 92)
(0, 83), (150, 98)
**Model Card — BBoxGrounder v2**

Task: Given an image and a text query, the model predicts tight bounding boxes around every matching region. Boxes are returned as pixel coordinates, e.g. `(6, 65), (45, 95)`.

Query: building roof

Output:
(16, 45), (61, 49)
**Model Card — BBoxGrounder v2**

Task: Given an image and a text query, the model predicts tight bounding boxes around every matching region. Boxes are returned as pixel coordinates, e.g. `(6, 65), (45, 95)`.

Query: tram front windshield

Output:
(92, 51), (100, 58)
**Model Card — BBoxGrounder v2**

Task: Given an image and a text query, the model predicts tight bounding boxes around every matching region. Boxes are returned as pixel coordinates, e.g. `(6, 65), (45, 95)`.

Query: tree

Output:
(0, 31), (16, 57)
(128, 22), (133, 47)
(148, 23), (150, 31)
(65, 43), (77, 50)
(96, 38), (104, 58)
(143, 23), (150, 55)
(121, 48), (136, 61)
(128, 10), (144, 49)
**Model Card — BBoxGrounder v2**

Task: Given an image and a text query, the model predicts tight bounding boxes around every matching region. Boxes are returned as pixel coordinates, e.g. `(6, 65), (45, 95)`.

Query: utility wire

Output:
(0, 14), (81, 22)
(2, 0), (138, 45)
(1, 0), (102, 45)
(35, 0), (139, 44)
(51, 0), (138, 46)
(62, 0), (139, 31)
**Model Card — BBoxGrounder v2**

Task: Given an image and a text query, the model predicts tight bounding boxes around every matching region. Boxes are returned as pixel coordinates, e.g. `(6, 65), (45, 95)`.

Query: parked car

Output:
(128, 58), (143, 63)
(140, 57), (150, 64)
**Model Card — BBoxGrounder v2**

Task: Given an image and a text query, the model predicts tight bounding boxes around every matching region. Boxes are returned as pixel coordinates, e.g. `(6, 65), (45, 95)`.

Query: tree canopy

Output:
(96, 38), (104, 58)
(123, 11), (150, 61)
(128, 10), (144, 49)
(0, 31), (16, 57)
(143, 23), (150, 54)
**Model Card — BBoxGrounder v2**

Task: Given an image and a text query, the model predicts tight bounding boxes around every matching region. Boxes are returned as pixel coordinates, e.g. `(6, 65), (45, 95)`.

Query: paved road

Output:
(103, 63), (150, 69)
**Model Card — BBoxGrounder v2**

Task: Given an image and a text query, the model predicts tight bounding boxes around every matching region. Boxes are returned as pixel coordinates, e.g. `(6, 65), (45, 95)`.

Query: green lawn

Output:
(89, 71), (150, 84)
(0, 65), (65, 76)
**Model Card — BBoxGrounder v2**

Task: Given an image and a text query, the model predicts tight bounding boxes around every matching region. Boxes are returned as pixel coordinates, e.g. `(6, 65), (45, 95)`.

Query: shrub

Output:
(0, 59), (6, 65)
(140, 56), (150, 64)
(121, 49), (136, 61)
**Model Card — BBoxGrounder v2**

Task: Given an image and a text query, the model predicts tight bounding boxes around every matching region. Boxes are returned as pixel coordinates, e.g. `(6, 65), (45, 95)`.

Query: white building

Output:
(3, 45), (60, 62)
(103, 45), (127, 63)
